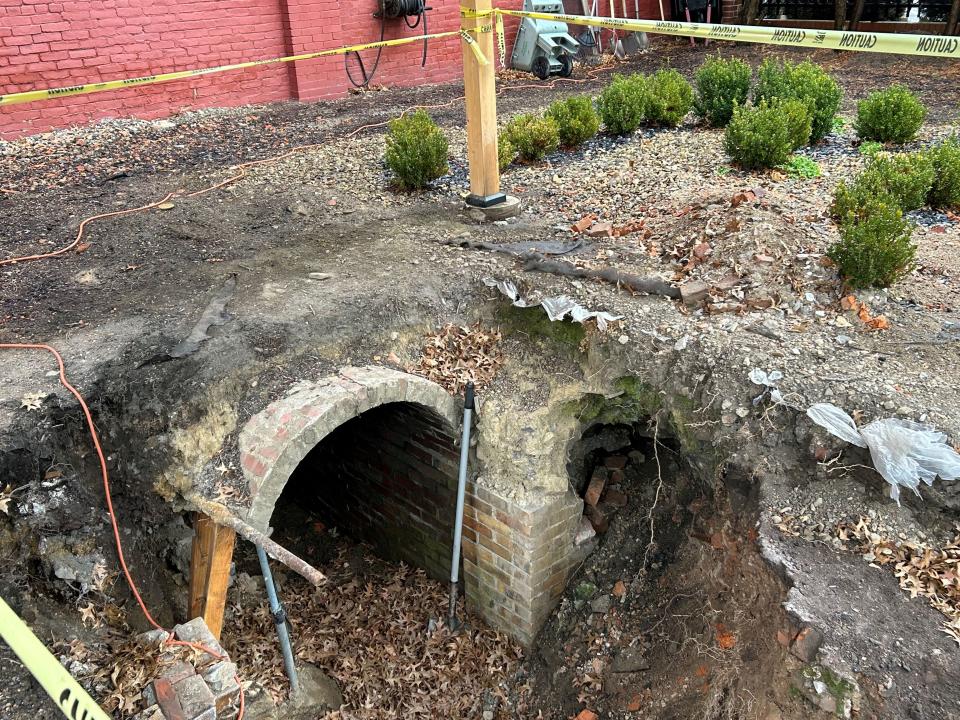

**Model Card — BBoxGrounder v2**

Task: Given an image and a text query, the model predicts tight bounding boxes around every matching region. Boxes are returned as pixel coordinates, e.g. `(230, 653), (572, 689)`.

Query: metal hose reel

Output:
(510, 0), (580, 79)
(345, 0), (432, 88)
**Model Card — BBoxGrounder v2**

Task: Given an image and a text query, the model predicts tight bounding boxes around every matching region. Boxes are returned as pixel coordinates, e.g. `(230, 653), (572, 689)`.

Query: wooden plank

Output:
(203, 523), (236, 641)
(461, 0), (501, 202)
(188, 513), (236, 640)
(188, 513), (216, 620)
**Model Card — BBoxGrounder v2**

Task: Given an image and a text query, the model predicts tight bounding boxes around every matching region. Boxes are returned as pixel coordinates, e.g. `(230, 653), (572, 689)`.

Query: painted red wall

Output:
(0, 0), (661, 139)
(0, 0), (470, 138)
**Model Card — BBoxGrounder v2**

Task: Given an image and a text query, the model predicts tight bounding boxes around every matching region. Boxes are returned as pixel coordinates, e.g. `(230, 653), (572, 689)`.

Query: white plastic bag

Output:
(806, 403), (960, 504)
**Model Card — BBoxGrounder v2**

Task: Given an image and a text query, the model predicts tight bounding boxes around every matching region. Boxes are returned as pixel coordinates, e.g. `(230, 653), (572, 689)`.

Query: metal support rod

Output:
(184, 493), (326, 586)
(256, 544), (300, 696)
(448, 382), (475, 630)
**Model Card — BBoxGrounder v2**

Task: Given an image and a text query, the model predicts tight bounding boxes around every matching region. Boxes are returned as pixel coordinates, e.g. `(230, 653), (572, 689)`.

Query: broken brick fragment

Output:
(604, 455), (627, 470)
(584, 470), (607, 507)
(585, 222), (613, 238)
(571, 214), (596, 233)
(604, 487), (628, 507)
(584, 504), (609, 533)
(790, 626), (824, 662)
(680, 281), (710, 306)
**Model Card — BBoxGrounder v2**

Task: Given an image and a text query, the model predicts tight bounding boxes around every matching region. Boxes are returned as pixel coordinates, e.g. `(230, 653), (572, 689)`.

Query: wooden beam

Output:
(185, 493), (326, 586)
(188, 513), (215, 620)
(188, 513), (236, 641)
(461, 0), (503, 206)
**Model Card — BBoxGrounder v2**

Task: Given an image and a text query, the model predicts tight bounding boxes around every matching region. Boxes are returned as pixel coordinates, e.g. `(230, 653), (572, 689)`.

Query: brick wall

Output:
(1, 0), (671, 139)
(462, 484), (585, 646)
(289, 402), (460, 581)
(0, 0), (468, 138)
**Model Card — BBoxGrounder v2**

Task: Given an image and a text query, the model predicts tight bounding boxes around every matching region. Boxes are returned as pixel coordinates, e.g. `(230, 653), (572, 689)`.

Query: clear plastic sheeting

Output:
(807, 403), (960, 504)
(483, 277), (622, 331)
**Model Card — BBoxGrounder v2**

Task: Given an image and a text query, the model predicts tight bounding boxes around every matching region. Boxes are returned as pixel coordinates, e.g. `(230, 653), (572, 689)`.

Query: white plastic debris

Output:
(807, 403), (960, 504)
(483, 278), (622, 331)
(749, 368), (784, 405)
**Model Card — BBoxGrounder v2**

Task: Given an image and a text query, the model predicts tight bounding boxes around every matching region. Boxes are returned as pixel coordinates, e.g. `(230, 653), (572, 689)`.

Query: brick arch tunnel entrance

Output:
(238, 366), (587, 646)
(240, 367), (462, 582)
(272, 401), (460, 579)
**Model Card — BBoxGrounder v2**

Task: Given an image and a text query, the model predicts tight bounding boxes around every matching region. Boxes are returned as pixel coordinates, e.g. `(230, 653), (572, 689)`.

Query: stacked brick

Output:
(461, 483), (585, 646)
(134, 618), (240, 720)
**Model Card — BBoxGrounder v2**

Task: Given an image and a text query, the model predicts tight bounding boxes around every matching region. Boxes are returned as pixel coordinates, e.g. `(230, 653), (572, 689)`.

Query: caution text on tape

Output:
(494, 9), (960, 58)
(0, 596), (112, 720)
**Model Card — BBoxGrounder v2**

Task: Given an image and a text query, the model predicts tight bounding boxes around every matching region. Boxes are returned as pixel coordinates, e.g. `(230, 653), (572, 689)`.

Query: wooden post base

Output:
(188, 513), (236, 641)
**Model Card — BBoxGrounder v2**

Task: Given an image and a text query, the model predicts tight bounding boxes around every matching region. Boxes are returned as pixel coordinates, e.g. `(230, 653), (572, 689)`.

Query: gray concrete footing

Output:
(465, 195), (522, 221)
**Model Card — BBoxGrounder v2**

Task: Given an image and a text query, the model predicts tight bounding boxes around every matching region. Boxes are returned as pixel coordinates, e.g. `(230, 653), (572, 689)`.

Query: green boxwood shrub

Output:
(498, 134), (516, 171)
(832, 151), (934, 219)
(828, 197), (916, 288)
(854, 84), (927, 144)
(724, 100), (812, 169)
(503, 113), (560, 162)
(645, 69), (694, 127)
(753, 59), (841, 143)
(545, 95), (600, 147)
(596, 74), (648, 135)
(384, 110), (449, 189)
(693, 57), (751, 127)
(927, 136), (960, 209)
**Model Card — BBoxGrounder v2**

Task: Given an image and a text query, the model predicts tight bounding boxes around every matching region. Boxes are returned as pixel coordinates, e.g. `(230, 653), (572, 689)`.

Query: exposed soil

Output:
(2, 35), (960, 720)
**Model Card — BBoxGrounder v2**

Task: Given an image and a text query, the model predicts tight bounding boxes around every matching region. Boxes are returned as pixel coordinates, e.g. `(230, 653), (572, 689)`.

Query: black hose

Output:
(344, 0), (430, 88)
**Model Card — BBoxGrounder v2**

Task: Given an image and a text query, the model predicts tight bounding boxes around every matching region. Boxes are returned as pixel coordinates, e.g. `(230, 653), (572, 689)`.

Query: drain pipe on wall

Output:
(448, 382), (475, 630)
(256, 544), (301, 696)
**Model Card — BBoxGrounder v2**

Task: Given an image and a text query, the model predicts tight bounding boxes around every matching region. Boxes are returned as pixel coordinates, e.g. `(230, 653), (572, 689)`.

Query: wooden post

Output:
(461, 0), (505, 207)
(188, 513), (236, 641)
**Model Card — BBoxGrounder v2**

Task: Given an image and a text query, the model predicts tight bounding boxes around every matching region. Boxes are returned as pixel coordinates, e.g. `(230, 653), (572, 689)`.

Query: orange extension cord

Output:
(0, 343), (245, 719)
(0, 67), (619, 713)
(0, 66), (616, 268)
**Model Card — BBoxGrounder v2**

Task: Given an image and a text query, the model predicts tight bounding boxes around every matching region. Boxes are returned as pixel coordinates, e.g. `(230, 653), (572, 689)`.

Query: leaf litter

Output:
(410, 322), (503, 395)
(224, 540), (526, 718)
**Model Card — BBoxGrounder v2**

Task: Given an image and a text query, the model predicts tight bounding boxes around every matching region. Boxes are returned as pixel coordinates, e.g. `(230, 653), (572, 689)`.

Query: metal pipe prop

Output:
(185, 493), (326, 586)
(448, 382), (475, 630)
(256, 544), (301, 695)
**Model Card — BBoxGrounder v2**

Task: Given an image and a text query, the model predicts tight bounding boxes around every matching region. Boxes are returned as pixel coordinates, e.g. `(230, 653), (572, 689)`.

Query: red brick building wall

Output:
(0, 0), (670, 140)
(0, 0), (470, 138)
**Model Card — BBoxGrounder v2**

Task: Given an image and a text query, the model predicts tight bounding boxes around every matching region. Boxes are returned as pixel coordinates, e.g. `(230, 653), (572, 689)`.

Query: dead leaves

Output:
(224, 543), (524, 717)
(410, 323), (503, 395)
(838, 517), (960, 646)
(840, 295), (890, 331)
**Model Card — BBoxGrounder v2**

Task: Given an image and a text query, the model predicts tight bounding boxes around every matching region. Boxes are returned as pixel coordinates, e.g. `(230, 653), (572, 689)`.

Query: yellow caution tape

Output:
(495, 13), (507, 68)
(0, 596), (112, 720)
(0, 30), (465, 107)
(494, 8), (960, 58)
(460, 28), (491, 65)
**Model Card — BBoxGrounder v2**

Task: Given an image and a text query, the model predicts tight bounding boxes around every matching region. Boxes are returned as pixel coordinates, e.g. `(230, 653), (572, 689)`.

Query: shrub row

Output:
(596, 70), (694, 135)
(827, 137), (959, 288)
